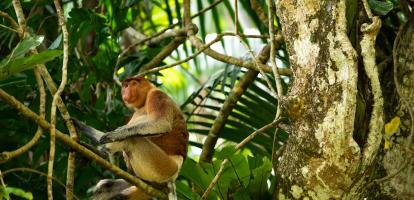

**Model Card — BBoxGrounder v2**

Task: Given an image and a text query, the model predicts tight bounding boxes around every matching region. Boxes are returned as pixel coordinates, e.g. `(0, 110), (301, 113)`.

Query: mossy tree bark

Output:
(273, 1), (414, 199)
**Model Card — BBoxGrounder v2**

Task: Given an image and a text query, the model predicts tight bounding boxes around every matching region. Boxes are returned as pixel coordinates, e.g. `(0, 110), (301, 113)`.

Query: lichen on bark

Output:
(275, 0), (368, 199)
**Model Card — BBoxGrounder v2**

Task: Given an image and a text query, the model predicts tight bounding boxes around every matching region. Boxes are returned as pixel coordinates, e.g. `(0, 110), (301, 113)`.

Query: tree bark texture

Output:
(378, 16), (414, 199)
(275, 0), (379, 199)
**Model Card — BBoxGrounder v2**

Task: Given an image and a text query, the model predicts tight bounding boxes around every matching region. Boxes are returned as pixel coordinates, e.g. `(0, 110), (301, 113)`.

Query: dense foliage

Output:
(0, 0), (411, 199)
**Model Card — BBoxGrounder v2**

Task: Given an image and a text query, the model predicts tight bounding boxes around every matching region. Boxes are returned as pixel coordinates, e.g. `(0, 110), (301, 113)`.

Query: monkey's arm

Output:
(71, 118), (105, 143)
(99, 118), (171, 143)
(100, 90), (174, 144)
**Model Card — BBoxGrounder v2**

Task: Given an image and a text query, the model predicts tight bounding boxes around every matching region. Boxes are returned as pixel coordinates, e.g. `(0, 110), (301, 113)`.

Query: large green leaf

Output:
(0, 186), (33, 200)
(183, 69), (283, 156)
(248, 156), (273, 199)
(176, 181), (202, 200)
(4, 35), (44, 61)
(368, 0), (394, 16)
(180, 159), (215, 198)
(0, 50), (62, 81)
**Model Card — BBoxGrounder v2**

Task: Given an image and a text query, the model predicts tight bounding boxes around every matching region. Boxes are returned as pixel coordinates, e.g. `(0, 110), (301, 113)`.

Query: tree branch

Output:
(0, 67), (46, 164)
(0, 11), (20, 32)
(188, 34), (291, 76)
(266, 0), (284, 98)
(46, 0), (71, 198)
(139, 36), (186, 72)
(11, 1), (80, 198)
(113, 0), (226, 83)
(199, 45), (271, 163)
(1, 168), (79, 200)
(359, 15), (383, 170)
(250, 0), (269, 28)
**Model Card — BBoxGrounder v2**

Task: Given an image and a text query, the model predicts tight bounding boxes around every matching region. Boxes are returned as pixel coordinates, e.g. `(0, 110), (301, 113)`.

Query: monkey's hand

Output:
(71, 118), (105, 143)
(99, 134), (116, 144)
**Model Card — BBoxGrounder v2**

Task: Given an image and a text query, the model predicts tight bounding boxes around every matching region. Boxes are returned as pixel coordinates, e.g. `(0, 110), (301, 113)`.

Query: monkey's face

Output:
(121, 77), (151, 108)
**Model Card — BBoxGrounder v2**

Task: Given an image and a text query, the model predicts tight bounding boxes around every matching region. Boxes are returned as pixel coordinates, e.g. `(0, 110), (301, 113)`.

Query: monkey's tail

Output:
(167, 181), (177, 200)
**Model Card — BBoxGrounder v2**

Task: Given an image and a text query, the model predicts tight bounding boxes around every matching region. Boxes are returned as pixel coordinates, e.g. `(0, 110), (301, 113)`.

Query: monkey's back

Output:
(149, 105), (189, 158)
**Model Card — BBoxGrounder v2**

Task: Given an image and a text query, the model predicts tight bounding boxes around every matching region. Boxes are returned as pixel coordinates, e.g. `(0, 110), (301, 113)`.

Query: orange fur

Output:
(92, 76), (188, 199)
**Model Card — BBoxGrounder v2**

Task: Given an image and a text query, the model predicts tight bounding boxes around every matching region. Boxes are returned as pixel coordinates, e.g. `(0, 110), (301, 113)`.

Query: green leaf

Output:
(207, 0), (224, 43)
(215, 145), (237, 160)
(49, 34), (62, 50)
(67, 8), (106, 49)
(368, 0), (394, 16)
(0, 76), (26, 87)
(0, 185), (10, 200)
(174, 0), (182, 25)
(4, 186), (33, 200)
(232, 188), (251, 200)
(164, 0), (174, 25)
(8, 35), (44, 60)
(0, 35), (44, 69)
(202, 150), (250, 199)
(0, 50), (62, 81)
(248, 156), (272, 198)
(176, 181), (201, 200)
(180, 159), (213, 194)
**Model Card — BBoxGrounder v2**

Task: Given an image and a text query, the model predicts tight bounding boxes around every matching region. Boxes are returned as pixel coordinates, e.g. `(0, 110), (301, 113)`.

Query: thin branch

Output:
(146, 28), (187, 46)
(201, 119), (282, 199)
(199, 45), (271, 163)
(360, 16), (383, 170)
(113, 27), (189, 85)
(266, 0), (284, 98)
(113, 0), (225, 83)
(234, 0), (238, 34)
(250, 0), (269, 28)
(0, 66), (46, 164)
(0, 170), (5, 187)
(0, 88), (167, 199)
(48, 0), (70, 198)
(0, 11), (21, 36)
(232, 1), (284, 100)
(182, 1), (285, 198)
(139, 37), (186, 72)
(266, 0), (286, 175)
(11, 1), (79, 198)
(361, 0), (374, 19)
(136, 31), (288, 77)
(0, 129), (43, 163)
(50, 1), (77, 198)
(138, 33), (226, 76)
(0, 168), (79, 200)
(369, 14), (414, 188)
(188, 34), (291, 76)
(0, 23), (19, 33)
(236, 36), (278, 99)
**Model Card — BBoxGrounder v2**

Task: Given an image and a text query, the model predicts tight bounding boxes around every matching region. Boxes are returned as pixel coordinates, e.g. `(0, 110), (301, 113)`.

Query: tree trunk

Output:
(274, 0), (393, 199)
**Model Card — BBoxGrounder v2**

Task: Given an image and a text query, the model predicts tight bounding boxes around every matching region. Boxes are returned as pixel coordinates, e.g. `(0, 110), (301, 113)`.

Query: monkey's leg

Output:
(91, 179), (151, 200)
(167, 181), (177, 200)
(119, 185), (152, 200)
(126, 138), (183, 183)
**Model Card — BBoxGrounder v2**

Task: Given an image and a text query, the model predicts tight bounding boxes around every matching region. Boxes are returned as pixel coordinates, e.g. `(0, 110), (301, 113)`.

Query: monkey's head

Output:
(121, 76), (153, 109)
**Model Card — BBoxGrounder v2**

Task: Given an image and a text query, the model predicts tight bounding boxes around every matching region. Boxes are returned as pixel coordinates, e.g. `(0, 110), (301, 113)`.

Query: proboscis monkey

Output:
(73, 76), (188, 200)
